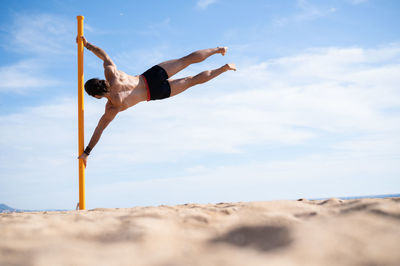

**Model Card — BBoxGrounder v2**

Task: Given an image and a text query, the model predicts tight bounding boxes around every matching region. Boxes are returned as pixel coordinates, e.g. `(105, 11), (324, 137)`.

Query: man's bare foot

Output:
(218, 46), (228, 56)
(224, 63), (237, 71)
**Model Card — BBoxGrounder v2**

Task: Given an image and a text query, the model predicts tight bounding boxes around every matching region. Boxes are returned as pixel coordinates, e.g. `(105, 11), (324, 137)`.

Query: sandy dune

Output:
(1, 198), (400, 266)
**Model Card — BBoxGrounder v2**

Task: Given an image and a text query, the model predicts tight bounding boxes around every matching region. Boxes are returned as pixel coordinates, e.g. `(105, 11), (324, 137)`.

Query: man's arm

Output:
(78, 36), (117, 81)
(79, 36), (115, 68)
(78, 102), (119, 166)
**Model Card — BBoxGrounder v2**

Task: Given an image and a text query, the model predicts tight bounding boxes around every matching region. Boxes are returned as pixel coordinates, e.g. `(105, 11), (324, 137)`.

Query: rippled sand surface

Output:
(1, 198), (400, 266)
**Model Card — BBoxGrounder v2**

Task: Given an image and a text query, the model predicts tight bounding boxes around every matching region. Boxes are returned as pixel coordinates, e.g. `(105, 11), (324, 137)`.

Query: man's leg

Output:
(158, 47), (227, 78)
(169, 63), (236, 97)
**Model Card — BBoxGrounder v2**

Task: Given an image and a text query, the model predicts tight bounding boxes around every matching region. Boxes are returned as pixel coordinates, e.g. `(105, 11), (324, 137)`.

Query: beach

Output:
(1, 197), (400, 266)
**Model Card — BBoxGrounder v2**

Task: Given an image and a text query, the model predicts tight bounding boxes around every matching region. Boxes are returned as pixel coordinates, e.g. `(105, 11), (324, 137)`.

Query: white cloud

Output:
(0, 59), (59, 93)
(0, 98), (77, 209)
(114, 45), (171, 73)
(87, 152), (400, 208)
(0, 13), (76, 94)
(349, 0), (368, 4)
(84, 23), (95, 32)
(129, 17), (176, 39)
(197, 0), (217, 10)
(273, 0), (337, 27)
(8, 13), (75, 55)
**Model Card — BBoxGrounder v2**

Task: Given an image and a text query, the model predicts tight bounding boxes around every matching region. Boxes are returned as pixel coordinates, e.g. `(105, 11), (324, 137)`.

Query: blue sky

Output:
(0, 0), (399, 210)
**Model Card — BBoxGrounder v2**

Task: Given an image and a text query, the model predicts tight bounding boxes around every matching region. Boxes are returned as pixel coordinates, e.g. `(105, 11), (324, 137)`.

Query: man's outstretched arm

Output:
(78, 36), (115, 67)
(78, 103), (119, 167)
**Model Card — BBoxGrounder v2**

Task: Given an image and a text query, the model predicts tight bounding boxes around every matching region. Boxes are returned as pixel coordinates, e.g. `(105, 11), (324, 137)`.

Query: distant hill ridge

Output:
(0, 203), (19, 213)
(0, 203), (68, 213)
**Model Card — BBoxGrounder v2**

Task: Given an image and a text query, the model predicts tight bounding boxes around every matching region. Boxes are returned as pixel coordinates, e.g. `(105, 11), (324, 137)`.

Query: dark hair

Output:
(84, 78), (109, 97)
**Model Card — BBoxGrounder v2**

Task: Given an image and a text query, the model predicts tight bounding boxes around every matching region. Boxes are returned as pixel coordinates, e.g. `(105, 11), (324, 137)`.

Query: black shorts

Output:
(141, 65), (171, 101)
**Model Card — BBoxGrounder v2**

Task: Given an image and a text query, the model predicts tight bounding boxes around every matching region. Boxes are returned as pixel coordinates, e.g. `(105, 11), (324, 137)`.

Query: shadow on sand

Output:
(210, 225), (292, 252)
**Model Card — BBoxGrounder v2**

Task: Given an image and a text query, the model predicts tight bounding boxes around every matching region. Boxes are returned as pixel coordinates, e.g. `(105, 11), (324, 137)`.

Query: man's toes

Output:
(219, 46), (228, 56)
(227, 63), (236, 71)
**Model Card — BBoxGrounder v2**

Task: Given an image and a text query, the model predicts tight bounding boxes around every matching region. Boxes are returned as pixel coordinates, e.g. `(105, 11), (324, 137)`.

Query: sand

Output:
(1, 198), (400, 266)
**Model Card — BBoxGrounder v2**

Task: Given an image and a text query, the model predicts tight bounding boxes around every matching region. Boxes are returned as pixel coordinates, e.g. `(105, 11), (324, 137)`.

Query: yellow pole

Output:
(77, 15), (85, 210)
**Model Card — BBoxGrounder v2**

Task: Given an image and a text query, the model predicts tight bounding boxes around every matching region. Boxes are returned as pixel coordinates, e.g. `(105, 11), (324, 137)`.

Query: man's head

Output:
(84, 78), (110, 98)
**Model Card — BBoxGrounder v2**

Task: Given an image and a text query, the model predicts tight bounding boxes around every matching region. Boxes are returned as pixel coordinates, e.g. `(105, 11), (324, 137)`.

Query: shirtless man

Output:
(77, 36), (236, 167)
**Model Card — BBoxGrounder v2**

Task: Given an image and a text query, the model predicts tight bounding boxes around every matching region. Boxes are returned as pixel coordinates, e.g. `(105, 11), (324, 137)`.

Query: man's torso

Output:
(107, 69), (148, 111)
